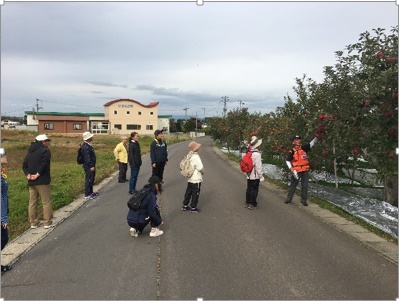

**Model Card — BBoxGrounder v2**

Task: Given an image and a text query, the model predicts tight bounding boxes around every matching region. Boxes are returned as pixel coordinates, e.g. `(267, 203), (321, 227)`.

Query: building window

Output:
(138, 112), (142, 115)
(73, 124), (82, 130)
(150, 112), (154, 115)
(114, 124), (122, 130)
(146, 125), (153, 130)
(127, 111), (130, 115)
(114, 110), (118, 114)
(127, 124), (141, 130)
(44, 123), (54, 130)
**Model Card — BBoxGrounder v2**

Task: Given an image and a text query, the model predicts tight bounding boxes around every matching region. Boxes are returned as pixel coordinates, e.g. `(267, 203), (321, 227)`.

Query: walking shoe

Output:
(301, 202), (308, 206)
(129, 227), (138, 238)
(30, 223), (41, 229)
(181, 205), (191, 211)
(285, 200), (291, 204)
(44, 222), (57, 229)
(190, 207), (201, 213)
(149, 228), (164, 237)
(1, 265), (12, 273)
(84, 194), (91, 200)
(244, 203), (249, 208)
(247, 204), (258, 210)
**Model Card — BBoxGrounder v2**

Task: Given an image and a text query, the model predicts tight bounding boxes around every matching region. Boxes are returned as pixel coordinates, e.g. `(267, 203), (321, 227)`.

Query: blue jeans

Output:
(129, 166), (140, 192)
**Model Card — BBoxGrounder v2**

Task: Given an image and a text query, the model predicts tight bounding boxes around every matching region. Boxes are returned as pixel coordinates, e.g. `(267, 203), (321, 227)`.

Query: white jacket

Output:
(188, 152), (204, 183)
(247, 150), (264, 181)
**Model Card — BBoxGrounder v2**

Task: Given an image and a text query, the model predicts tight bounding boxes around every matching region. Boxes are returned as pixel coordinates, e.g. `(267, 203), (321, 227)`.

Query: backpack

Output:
(240, 151), (254, 173)
(179, 152), (195, 177)
(127, 187), (151, 211)
(77, 145), (84, 165)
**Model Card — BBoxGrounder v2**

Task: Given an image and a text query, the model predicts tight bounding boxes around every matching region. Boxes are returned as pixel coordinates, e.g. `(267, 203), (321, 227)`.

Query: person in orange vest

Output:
(285, 134), (318, 206)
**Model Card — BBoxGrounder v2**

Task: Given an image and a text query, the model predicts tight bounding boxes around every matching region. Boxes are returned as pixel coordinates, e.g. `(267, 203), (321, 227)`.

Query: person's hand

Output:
(90, 167), (95, 171)
(2, 223), (8, 229)
(152, 163), (156, 168)
(260, 177), (265, 182)
(160, 221), (164, 226)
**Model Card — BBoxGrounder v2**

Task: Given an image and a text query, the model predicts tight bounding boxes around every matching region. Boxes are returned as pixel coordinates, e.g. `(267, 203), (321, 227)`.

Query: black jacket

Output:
(81, 141), (96, 168)
(150, 139), (168, 163)
(126, 185), (162, 226)
(128, 140), (142, 167)
(22, 141), (51, 186)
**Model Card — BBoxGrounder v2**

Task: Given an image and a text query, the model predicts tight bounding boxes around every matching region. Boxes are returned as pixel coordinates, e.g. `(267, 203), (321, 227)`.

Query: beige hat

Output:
(36, 134), (51, 141)
(250, 136), (262, 149)
(83, 131), (93, 141)
(188, 141), (201, 152)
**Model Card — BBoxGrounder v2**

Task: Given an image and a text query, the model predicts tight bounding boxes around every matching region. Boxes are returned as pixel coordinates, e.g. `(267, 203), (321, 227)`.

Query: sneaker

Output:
(301, 202), (308, 206)
(129, 227), (138, 237)
(44, 222), (57, 229)
(244, 203), (249, 208)
(1, 265), (12, 273)
(190, 207), (201, 213)
(284, 200), (291, 204)
(181, 205), (191, 211)
(149, 228), (164, 237)
(247, 204), (258, 210)
(30, 223), (41, 229)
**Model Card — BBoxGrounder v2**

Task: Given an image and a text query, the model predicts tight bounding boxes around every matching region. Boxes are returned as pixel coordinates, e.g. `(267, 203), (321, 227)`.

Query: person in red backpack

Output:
(285, 134), (318, 206)
(245, 136), (264, 209)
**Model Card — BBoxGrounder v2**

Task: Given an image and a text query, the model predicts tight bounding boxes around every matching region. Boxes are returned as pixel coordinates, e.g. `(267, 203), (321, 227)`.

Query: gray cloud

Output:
(1, 2), (397, 117)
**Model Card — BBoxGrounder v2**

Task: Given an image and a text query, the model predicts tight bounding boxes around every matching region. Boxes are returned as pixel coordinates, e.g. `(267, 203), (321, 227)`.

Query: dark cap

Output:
(148, 175), (161, 185)
(154, 129), (163, 136)
(290, 135), (302, 141)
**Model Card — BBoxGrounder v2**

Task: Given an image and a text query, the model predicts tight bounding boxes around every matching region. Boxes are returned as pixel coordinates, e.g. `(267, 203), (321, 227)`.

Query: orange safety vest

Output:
(292, 147), (310, 172)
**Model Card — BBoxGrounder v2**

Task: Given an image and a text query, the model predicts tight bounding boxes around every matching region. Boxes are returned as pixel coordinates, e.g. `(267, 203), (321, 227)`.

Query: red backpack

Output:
(240, 151), (254, 173)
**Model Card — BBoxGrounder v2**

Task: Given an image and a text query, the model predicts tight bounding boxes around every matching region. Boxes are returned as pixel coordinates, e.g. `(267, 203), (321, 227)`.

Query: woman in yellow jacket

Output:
(114, 136), (128, 183)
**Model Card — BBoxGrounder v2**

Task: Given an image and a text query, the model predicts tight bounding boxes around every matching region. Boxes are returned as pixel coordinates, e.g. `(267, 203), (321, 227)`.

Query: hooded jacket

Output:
(150, 139), (168, 163)
(187, 151), (204, 183)
(22, 141), (51, 186)
(126, 184), (162, 226)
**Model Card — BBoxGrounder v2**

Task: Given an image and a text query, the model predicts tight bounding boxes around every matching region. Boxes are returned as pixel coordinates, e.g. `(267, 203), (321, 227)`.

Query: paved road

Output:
(1, 136), (398, 300)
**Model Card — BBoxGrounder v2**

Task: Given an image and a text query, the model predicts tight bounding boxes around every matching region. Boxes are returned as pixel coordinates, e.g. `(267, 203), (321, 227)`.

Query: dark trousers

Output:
(118, 162), (128, 182)
(129, 166), (140, 192)
(128, 220), (150, 233)
(84, 167), (96, 196)
(286, 170), (310, 203)
(183, 182), (201, 209)
(152, 162), (166, 182)
(1, 226), (8, 250)
(246, 179), (260, 206)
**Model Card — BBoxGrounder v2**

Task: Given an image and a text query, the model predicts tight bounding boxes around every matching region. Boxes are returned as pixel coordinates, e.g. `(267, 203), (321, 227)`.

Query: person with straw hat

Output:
(245, 136), (264, 209)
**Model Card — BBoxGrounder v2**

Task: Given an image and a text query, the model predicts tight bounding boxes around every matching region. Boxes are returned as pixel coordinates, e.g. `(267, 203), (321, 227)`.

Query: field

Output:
(1, 130), (188, 240)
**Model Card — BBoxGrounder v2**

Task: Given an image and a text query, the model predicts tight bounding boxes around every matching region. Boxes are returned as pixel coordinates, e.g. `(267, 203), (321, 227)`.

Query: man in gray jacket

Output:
(22, 134), (55, 229)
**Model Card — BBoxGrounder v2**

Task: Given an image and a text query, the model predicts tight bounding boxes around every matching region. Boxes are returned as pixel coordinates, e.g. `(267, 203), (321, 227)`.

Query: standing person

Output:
(22, 134), (55, 229)
(1, 152), (12, 273)
(114, 136), (128, 183)
(127, 176), (164, 237)
(245, 136), (264, 210)
(150, 129), (168, 183)
(285, 134), (318, 206)
(81, 131), (98, 200)
(128, 132), (142, 194)
(181, 141), (204, 213)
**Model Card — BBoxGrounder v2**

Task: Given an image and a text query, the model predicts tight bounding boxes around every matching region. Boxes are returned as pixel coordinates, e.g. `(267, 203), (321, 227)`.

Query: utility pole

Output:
(36, 99), (43, 112)
(183, 108), (189, 120)
(201, 108), (205, 122)
(220, 96), (229, 119)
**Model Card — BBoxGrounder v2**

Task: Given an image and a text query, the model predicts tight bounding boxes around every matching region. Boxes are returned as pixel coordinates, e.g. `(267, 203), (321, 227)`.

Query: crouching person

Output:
(127, 176), (164, 237)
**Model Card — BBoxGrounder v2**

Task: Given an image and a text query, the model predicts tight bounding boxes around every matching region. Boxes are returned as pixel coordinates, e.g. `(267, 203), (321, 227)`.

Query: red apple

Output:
(392, 92), (398, 100)
(385, 112), (393, 118)
(363, 102), (370, 107)
(322, 150), (329, 156)
(386, 57), (398, 63)
(376, 51), (384, 58)
(353, 148), (359, 156)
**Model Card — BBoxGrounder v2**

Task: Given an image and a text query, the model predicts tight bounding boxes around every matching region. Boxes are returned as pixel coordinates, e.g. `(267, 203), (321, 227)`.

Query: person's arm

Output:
(286, 150), (294, 170)
(254, 153), (264, 180)
(193, 155), (204, 174)
(114, 144), (120, 161)
(1, 178), (9, 225)
(147, 194), (162, 226)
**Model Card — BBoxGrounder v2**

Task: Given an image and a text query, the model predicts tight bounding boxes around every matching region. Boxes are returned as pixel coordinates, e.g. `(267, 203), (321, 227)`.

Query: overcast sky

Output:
(1, 1), (397, 118)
